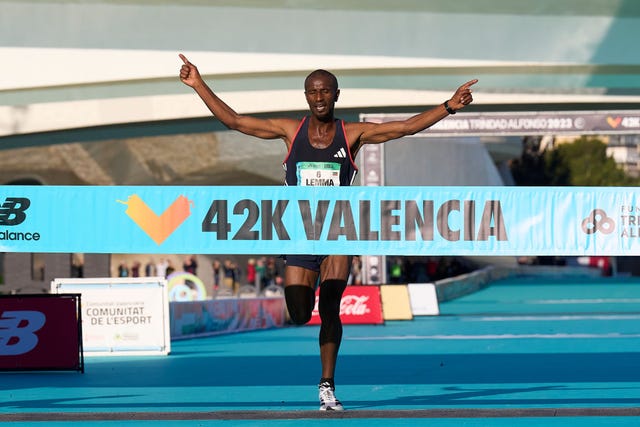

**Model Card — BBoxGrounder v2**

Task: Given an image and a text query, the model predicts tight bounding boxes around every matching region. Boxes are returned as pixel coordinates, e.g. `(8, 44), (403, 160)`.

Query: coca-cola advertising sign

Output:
(308, 286), (383, 325)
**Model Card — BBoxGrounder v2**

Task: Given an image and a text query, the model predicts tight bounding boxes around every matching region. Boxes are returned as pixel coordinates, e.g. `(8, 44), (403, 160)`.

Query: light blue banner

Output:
(0, 186), (638, 255)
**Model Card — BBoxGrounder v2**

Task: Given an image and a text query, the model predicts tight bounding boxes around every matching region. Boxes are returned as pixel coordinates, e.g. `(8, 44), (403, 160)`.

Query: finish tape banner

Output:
(0, 185), (639, 256)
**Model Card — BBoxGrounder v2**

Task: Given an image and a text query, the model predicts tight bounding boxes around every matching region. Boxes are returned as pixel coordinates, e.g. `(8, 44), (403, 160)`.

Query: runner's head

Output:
(304, 70), (339, 119)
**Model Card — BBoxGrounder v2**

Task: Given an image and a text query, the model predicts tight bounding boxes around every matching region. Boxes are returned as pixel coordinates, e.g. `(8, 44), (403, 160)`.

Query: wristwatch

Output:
(444, 100), (456, 115)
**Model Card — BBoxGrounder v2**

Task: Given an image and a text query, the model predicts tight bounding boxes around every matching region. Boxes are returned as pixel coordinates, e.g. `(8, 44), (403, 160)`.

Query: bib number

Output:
(297, 162), (340, 186)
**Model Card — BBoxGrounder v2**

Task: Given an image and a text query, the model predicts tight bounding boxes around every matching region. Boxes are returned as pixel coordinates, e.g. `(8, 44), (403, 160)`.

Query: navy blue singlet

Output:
(283, 117), (358, 186)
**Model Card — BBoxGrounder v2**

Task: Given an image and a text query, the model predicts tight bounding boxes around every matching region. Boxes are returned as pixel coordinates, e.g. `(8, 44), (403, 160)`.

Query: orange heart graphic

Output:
(118, 195), (193, 245)
(606, 117), (622, 128)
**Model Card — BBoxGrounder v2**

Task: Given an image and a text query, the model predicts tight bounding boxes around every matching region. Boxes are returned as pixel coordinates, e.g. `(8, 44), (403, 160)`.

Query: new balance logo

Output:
(0, 310), (46, 356)
(0, 197), (30, 226)
(333, 148), (346, 158)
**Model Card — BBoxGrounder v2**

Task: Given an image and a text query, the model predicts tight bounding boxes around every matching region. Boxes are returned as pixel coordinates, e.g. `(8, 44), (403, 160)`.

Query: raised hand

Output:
(179, 53), (202, 88)
(448, 79), (478, 112)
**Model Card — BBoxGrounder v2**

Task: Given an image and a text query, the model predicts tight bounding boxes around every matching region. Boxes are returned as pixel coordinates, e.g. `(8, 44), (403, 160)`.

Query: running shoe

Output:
(318, 380), (344, 411)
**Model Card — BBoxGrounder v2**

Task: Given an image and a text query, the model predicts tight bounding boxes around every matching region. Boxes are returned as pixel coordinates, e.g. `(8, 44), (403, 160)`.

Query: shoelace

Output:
(319, 384), (338, 403)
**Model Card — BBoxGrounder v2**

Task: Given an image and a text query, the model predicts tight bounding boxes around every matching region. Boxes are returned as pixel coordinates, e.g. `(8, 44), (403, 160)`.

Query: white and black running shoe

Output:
(318, 380), (344, 411)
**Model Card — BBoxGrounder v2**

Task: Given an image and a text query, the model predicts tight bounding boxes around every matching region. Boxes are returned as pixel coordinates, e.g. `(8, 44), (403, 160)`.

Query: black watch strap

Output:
(444, 100), (456, 115)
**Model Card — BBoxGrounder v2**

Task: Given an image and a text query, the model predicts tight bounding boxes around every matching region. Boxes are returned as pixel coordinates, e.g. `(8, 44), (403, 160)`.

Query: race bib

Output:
(297, 162), (340, 186)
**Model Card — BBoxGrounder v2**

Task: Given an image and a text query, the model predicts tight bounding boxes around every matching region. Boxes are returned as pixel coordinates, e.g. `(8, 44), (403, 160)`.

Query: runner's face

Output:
(304, 75), (339, 118)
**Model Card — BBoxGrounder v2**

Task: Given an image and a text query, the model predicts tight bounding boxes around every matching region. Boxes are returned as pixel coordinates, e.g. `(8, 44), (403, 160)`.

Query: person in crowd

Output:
(212, 258), (222, 293)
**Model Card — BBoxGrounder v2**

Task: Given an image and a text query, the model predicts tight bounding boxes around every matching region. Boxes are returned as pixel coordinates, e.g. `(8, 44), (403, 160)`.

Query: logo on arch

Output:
(606, 116), (622, 128)
(118, 195), (193, 245)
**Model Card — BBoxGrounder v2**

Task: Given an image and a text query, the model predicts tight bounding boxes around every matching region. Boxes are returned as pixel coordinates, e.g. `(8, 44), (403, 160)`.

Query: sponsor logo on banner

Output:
(167, 271), (207, 301)
(606, 117), (622, 128)
(0, 197), (41, 242)
(118, 194), (193, 245)
(581, 209), (615, 235)
(0, 197), (30, 226)
(582, 205), (640, 239)
(606, 116), (640, 129)
(0, 310), (46, 356)
(0, 295), (82, 371)
(308, 285), (383, 325)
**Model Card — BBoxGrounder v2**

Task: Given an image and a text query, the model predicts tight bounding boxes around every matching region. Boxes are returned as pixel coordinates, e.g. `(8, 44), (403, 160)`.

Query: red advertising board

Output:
(0, 294), (83, 372)
(308, 285), (383, 325)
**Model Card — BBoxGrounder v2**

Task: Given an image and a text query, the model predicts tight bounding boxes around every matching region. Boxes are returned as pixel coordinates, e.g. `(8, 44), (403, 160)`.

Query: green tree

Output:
(511, 136), (639, 186)
(545, 137), (638, 186)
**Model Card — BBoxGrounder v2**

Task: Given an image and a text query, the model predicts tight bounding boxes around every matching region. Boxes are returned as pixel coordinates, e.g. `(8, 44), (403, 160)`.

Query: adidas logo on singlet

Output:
(333, 148), (346, 158)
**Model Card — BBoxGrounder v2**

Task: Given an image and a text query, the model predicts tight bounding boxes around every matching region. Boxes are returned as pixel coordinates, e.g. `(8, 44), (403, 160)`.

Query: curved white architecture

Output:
(1, 0), (640, 138)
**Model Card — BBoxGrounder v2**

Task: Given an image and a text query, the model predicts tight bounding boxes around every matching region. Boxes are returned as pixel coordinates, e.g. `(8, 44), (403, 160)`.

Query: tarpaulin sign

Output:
(0, 294), (83, 372)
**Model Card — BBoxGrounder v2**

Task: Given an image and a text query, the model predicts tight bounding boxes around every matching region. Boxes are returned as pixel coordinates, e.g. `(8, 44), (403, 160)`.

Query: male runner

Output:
(179, 54), (476, 410)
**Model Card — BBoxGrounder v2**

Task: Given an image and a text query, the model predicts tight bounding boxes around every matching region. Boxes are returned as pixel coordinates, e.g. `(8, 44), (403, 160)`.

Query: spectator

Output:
(118, 262), (129, 277)
(131, 260), (141, 277)
(388, 257), (405, 283)
(247, 258), (257, 288)
(223, 258), (237, 293)
(264, 257), (280, 287)
(165, 259), (175, 278)
(145, 258), (156, 277)
(256, 257), (267, 289)
(156, 258), (169, 278)
(183, 255), (198, 275)
(212, 258), (222, 292)
(348, 256), (362, 285)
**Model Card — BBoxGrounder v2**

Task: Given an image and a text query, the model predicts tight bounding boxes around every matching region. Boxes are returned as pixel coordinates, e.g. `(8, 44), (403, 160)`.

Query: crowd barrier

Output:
(170, 297), (287, 340)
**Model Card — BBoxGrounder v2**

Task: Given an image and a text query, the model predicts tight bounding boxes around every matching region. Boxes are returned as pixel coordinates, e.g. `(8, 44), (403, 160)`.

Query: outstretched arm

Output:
(179, 54), (295, 141)
(352, 79), (478, 146)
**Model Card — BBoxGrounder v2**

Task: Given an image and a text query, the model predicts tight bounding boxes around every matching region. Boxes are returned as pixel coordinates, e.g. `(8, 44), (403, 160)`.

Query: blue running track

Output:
(3, 274), (640, 426)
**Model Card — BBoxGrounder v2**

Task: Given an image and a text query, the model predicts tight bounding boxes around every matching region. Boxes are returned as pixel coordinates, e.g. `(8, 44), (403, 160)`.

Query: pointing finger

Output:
(178, 53), (191, 65)
(462, 79), (479, 89)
